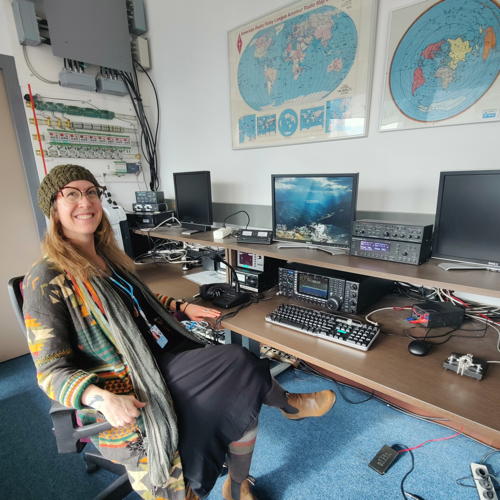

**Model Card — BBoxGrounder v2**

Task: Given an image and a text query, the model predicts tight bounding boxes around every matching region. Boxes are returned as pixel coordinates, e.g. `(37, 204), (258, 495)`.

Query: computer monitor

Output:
(433, 170), (500, 271)
(173, 171), (213, 232)
(272, 173), (358, 252)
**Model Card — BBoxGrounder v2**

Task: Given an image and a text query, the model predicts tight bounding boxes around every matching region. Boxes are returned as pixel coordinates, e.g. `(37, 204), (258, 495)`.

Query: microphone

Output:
(210, 254), (250, 308)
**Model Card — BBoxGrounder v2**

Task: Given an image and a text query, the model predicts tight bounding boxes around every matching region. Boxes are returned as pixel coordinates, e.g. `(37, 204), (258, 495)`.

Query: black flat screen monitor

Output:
(433, 170), (500, 270)
(272, 173), (358, 248)
(173, 171), (213, 232)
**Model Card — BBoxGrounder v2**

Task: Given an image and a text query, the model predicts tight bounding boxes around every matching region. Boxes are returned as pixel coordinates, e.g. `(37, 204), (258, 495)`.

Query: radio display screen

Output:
(238, 252), (254, 267)
(360, 240), (391, 252)
(298, 274), (329, 299)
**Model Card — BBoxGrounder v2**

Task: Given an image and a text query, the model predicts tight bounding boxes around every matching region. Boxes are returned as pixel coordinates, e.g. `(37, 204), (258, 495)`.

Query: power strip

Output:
(470, 462), (498, 499)
(260, 345), (300, 367)
(213, 227), (234, 239)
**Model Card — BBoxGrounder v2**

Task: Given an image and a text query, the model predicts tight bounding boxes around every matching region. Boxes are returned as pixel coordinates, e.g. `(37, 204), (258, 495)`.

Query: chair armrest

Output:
(49, 401), (112, 453)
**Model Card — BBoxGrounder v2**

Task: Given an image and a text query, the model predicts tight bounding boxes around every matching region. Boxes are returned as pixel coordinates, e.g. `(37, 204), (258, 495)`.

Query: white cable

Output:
(148, 216), (181, 231)
(23, 45), (59, 85)
(364, 307), (404, 326)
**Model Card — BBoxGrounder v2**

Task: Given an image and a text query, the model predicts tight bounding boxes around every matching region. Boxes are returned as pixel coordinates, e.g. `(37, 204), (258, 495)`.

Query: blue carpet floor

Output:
(1, 354), (498, 500)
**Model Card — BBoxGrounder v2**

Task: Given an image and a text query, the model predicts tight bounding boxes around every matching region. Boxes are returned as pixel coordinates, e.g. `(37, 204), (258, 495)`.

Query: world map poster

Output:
(380, 0), (500, 132)
(228, 0), (378, 149)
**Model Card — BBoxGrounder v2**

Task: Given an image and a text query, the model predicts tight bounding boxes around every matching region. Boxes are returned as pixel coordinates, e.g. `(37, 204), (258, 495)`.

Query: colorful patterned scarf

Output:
(74, 269), (204, 491)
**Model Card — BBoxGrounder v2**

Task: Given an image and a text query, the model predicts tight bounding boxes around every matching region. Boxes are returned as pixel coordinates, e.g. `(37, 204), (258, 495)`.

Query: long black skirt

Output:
(158, 343), (272, 497)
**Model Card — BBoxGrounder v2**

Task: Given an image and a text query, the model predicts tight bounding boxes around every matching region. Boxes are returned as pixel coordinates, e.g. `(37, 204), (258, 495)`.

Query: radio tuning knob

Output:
(326, 296), (341, 311)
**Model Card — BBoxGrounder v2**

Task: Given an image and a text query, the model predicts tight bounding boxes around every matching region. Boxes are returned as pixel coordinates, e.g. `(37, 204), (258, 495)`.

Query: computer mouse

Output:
(408, 340), (433, 356)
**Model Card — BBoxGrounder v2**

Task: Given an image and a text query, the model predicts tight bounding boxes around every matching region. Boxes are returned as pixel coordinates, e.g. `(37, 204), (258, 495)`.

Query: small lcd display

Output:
(360, 240), (391, 252)
(238, 252), (254, 268)
(298, 274), (329, 299)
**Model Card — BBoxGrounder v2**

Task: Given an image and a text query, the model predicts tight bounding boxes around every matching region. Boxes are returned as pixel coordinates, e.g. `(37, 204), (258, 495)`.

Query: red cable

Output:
(28, 83), (48, 176)
(452, 295), (469, 306)
(397, 432), (461, 453)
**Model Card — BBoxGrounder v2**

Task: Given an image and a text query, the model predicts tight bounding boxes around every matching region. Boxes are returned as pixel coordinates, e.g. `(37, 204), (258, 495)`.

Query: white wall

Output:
(0, 0), (151, 211)
(146, 0), (499, 214)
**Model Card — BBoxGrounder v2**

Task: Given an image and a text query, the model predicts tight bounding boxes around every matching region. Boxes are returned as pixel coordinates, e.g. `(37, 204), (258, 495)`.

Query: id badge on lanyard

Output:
(109, 270), (169, 349)
(149, 324), (168, 348)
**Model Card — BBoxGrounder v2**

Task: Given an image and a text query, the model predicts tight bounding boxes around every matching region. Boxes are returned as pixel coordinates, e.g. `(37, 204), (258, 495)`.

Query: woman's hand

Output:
(82, 385), (146, 428)
(182, 303), (221, 322)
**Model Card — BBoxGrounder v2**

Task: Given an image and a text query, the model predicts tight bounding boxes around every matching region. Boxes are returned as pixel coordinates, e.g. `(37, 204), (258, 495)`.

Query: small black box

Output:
(411, 301), (465, 328)
(368, 445), (400, 475)
(126, 210), (174, 229)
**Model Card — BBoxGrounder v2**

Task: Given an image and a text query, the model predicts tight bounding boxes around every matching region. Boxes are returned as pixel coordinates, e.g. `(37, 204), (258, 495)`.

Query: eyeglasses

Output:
(57, 186), (104, 204)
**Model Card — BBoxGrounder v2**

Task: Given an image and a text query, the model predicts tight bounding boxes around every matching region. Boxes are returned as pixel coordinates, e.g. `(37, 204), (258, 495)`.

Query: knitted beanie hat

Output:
(38, 164), (99, 217)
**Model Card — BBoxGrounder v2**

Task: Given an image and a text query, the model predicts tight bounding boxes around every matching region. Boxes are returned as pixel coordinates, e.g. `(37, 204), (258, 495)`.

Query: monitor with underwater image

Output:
(272, 173), (358, 249)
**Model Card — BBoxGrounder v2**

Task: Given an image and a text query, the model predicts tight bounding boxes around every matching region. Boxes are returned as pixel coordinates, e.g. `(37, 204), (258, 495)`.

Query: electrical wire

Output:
(120, 60), (160, 191)
(223, 210), (251, 229)
(370, 285), (500, 360)
(365, 306), (412, 326)
(395, 445), (415, 500)
(23, 45), (59, 85)
(214, 297), (259, 330)
(397, 432), (462, 453)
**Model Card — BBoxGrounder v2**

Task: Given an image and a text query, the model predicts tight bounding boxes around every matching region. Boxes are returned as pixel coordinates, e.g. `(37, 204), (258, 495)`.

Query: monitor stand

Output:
(276, 242), (348, 256)
(438, 262), (500, 272)
(180, 223), (212, 235)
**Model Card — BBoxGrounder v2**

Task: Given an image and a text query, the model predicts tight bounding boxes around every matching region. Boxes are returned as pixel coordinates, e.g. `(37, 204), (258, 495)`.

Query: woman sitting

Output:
(23, 164), (336, 500)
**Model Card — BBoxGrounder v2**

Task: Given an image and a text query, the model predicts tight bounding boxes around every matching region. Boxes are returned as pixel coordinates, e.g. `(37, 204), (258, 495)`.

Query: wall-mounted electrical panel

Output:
(12, 0), (151, 93)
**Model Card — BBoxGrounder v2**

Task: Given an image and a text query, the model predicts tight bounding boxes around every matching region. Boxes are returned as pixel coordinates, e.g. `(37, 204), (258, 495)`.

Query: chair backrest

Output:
(6, 274), (113, 453)
(7, 276), (25, 334)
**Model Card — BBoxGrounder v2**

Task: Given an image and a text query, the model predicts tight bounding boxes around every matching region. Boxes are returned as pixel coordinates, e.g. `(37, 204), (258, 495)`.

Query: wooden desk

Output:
(136, 226), (500, 298)
(134, 229), (500, 447)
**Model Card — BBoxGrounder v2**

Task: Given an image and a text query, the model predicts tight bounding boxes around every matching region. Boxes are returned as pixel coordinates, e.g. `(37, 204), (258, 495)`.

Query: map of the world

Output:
(237, 6), (357, 111)
(229, 0), (378, 148)
(382, 0), (499, 129)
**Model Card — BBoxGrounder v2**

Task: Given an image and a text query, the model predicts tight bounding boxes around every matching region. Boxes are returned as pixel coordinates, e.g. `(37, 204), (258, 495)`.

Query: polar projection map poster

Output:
(228, 0), (378, 149)
(380, 0), (500, 132)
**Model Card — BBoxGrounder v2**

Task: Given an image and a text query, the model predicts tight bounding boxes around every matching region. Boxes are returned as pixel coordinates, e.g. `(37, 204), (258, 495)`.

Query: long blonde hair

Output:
(42, 204), (135, 281)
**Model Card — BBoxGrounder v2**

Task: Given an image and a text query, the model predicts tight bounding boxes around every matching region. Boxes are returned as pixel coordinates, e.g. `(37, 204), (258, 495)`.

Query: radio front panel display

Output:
(278, 265), (393, 314)
(297, 273), (329, 299)
(359, 240), (391, 252)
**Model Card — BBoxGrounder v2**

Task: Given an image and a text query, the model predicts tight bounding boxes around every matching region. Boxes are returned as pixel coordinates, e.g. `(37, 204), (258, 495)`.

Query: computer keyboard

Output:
(265, 303), (380, 351)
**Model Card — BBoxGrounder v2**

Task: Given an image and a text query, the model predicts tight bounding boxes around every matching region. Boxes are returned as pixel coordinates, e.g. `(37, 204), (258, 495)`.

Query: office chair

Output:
(7, 276), (133, 500)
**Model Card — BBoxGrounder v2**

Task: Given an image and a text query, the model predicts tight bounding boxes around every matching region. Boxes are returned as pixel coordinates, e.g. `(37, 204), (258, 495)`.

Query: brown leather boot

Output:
(222, 475), (258, 500)
(281, 389), (336, 420)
